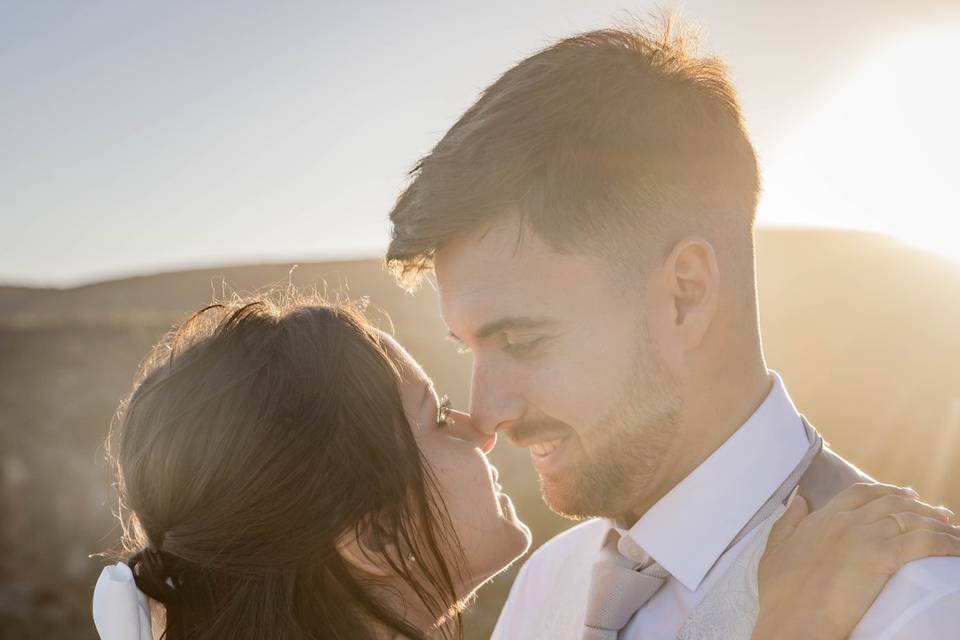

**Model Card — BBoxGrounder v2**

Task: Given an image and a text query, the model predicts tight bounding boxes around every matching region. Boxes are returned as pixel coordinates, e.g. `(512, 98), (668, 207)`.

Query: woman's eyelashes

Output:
(445, 333), (471, 355)
(437, 394), (454, 428)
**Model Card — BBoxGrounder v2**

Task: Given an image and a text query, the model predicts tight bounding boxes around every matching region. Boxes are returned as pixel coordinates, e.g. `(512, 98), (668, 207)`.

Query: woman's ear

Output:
(336, 524), (399, 578)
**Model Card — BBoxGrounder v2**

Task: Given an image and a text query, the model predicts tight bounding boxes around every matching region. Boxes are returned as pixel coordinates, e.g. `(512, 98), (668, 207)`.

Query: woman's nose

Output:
(446, 409), (497, 454)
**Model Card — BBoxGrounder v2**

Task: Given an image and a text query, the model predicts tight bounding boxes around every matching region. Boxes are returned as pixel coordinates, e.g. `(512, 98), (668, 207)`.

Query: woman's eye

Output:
(437, 395), (454, 428)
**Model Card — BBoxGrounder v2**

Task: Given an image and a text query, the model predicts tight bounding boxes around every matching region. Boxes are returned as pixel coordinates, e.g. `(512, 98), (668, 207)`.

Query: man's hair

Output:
(386, 15), (760, 289)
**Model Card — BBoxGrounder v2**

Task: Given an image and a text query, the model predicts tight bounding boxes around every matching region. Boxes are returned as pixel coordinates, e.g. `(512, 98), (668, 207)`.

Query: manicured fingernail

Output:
(936, 506), (955, 519)
(903, 487), (920, 498)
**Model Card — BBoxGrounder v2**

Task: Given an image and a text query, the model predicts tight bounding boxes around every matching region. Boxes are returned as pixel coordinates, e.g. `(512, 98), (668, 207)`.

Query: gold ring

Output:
(887, 512), (907, 535)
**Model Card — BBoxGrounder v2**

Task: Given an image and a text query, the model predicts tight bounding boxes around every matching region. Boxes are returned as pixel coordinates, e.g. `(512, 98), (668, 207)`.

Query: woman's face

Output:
(390, 337), (532, 596)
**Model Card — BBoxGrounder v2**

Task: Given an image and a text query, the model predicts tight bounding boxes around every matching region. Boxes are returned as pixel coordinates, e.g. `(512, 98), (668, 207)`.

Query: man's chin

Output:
(538, 477), (595, 520)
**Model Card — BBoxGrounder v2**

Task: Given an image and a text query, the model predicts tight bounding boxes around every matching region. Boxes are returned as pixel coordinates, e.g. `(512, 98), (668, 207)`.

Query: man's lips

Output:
(528, 436), (568, 456)
(525, 433), (574, 474)
(505, 422), (573, 449)
(505, 422), (576, 473)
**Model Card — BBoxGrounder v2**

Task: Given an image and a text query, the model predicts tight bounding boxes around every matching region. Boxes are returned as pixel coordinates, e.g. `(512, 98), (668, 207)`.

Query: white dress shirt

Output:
(491, 373), (960, 639)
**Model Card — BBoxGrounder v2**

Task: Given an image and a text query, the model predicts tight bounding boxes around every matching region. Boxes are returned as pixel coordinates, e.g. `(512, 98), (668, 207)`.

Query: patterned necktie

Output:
(582, 422), (823, 640)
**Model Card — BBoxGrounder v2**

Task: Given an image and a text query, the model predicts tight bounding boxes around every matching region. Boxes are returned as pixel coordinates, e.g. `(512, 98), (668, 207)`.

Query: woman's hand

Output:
(752, 483), (960, 640)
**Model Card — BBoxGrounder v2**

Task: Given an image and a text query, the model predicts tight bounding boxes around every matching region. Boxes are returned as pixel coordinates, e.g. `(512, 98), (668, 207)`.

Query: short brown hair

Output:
(387, 16), (759, 289)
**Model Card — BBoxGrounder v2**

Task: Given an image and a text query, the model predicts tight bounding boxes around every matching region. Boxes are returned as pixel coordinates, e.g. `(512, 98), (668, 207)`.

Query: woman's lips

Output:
(491, 465), (503, 492)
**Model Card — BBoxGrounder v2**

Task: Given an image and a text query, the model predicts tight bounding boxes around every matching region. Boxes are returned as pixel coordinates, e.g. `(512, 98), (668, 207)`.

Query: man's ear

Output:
(663, 237), (720, 349)
(336, 524), (398, 578)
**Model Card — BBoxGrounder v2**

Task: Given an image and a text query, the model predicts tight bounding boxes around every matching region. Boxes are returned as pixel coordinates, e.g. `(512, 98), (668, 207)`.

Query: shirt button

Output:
(618, 537), (646, 563)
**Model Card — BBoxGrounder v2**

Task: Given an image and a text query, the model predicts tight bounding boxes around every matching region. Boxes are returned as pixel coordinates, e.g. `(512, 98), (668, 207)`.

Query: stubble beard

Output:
(539, 343), (682, 520)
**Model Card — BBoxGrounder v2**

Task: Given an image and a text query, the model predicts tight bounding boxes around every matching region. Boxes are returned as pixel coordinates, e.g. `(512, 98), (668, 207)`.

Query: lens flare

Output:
(760, 29), (960, 260)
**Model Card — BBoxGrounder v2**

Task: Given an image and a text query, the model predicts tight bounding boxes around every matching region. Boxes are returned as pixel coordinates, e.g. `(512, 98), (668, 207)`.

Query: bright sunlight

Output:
(760, 29), (960, 260)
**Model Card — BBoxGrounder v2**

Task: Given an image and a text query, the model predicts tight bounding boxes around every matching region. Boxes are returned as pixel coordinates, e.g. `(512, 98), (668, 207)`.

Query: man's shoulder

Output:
(794, 447), (960, 637)
(896, 555), (960, 590)
(852, 553), (960, 637)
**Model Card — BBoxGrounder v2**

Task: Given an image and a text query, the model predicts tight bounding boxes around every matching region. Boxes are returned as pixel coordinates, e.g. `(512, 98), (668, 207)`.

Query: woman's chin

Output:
(459, 524), (533, 600)
(497, 492), (534, 557)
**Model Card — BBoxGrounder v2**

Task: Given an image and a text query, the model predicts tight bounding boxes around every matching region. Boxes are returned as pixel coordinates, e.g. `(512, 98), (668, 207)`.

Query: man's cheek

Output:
(527, 390), (585, 428)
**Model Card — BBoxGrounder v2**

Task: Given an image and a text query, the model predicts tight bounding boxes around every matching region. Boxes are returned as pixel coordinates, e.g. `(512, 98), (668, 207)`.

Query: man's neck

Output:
(619, 367), (775, 527)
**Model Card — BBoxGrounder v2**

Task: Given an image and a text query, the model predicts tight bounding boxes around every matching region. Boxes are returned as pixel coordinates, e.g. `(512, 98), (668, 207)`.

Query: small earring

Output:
(407, 554), (417, 564)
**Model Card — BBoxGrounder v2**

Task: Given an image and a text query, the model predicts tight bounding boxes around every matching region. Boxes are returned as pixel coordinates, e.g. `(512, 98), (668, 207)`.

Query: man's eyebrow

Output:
(448, 316), (556, 344)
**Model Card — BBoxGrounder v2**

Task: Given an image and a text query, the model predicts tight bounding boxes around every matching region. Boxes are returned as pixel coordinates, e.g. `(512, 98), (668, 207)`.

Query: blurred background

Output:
(2, 1), (959, 638)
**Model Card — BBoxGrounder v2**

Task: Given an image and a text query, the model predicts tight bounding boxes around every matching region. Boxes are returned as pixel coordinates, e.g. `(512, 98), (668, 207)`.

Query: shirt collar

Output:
(607, 372), (810, 591)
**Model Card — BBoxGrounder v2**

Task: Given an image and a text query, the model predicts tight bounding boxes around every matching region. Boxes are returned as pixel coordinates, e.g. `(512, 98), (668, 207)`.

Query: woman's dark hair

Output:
(107, 292), (466, 639)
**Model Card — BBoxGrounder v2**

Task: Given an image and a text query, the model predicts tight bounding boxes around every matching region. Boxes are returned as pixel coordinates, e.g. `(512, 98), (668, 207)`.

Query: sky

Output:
(2, 0), (959, 287)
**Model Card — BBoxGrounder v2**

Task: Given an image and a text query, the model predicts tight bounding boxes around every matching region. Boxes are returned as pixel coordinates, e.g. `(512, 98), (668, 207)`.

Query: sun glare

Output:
(759, 30), (960, 260)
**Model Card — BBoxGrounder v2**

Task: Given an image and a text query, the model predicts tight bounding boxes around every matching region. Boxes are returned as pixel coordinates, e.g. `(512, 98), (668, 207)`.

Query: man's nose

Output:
(469, 360), (524, 440)
(445, 409), (496, 454)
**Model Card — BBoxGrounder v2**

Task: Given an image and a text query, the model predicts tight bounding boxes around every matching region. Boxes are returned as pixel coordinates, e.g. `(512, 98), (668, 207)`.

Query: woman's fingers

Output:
(821, 482), (918, 513)
(851, 493), (954, 525)
(864, 512), (960, 539)
(886, 529), (960, 570)
(767, 493), (809, 549)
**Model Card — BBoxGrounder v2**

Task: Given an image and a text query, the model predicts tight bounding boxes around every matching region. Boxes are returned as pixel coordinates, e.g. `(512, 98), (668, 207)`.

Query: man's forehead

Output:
(436, 220), (550, 314)
(436, 215), (536, 285)
(434, 216), (609, 336)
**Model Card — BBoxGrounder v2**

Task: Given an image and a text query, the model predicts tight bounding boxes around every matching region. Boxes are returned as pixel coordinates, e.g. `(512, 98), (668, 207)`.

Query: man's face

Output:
(435, 214), (682, 519)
